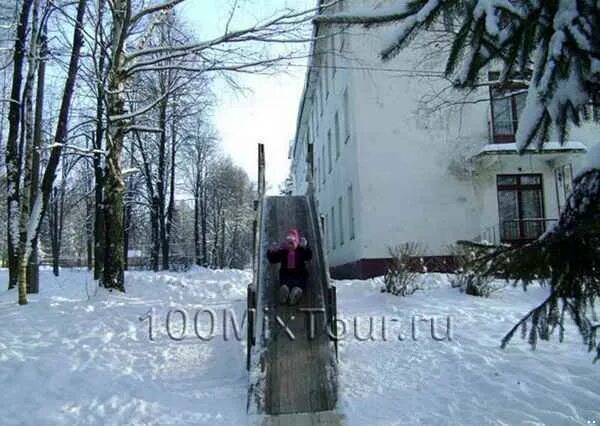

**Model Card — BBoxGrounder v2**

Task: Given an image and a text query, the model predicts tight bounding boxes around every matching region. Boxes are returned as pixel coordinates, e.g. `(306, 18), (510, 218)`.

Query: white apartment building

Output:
(290, 0), (600, 279)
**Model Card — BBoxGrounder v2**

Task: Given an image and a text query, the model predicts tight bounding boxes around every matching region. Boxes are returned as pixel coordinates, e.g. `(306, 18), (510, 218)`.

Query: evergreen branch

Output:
(501, 292), (555, 349)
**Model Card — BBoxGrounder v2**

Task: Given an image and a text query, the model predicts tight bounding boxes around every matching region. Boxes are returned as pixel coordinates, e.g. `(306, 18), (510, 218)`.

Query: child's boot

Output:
(279, 285), (290, 304)
(289, 287), (303, 305)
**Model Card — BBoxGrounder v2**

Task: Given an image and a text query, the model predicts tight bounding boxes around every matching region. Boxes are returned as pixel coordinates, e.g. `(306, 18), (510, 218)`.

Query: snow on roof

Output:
(476, 141), (588, 156)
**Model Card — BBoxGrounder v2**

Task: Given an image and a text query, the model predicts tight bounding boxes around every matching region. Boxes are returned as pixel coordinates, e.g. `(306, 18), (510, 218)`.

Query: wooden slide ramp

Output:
(248, 196), (342, 425)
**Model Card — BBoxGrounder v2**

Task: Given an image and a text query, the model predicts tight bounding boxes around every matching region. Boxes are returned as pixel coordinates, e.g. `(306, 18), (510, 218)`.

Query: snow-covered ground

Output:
(0, 269), (598, 425)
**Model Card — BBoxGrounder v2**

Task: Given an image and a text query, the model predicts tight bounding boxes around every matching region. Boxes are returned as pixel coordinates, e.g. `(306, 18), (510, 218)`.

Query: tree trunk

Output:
(194, 195), (200, 265)
(27, 25), (46, 294)
(165, 120), (177, 269)
(86, 209), (93, 271)
(93, 143), (105, 280)
(16, 0), (87, 304)
(93, 0), (107, 281)
(49, 189), (60, 276)
(123, 198), (130, 271)
(103, 114), (126, 290)
(133, 130), (159, 271)
(150, 197), (160, 272)
(200, 186), (208, 266)
(5, 0), (34, 290)
(16, 0), (40, 303)
(102, 0), (128, 292)
(219, 215), (225, 268)
(157, 96), (168, 270)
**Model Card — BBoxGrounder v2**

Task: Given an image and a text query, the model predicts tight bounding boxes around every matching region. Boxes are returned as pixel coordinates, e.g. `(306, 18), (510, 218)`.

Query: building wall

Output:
(291, 0), (600, 277)
(291, 16), (364, 268)
(345, 26), (489, 257)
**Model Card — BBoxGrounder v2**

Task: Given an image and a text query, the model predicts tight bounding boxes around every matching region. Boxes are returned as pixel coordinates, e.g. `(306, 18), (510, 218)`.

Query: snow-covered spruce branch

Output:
(499, 292), (555, 350)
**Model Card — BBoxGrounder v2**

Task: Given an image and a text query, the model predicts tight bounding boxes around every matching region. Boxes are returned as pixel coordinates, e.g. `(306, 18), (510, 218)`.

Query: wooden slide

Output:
(247, 145), (341, 425)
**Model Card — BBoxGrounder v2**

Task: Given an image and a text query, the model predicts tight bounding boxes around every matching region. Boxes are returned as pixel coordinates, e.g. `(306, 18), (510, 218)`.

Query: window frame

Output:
(327, 129), (333, 173)
(489, 76), (528, 144)
(347, 184), (355, 240)
(496, 173), (546, 242)
(331, 35), (336, 78)
(338, 196), (344, 246)
(324, 57), (329, 100)
(324, 213), (329, 252)
(330, 205), (336, 250)
(343, 87), (350, 144)
(321, 144), (326, 185)
(334, 111), (341, 159)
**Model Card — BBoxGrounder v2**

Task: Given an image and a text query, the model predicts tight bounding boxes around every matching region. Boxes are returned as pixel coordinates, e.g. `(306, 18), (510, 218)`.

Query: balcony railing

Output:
(491, 119), (517, 143)
(476, 218), (558, 245)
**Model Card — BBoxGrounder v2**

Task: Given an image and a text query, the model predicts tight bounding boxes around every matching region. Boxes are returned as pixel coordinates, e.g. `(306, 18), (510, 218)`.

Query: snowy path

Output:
(0, 268), (251, 425)
(0, 269), (598, 425)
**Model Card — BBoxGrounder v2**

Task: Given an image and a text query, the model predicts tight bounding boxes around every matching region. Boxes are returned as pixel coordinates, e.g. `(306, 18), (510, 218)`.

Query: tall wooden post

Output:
(248, 143), (265, 370)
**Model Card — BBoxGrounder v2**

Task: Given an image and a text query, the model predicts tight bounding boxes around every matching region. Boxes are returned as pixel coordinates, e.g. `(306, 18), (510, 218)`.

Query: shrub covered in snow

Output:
(451, 245), (496, 297)
(382, 242), (424, 296)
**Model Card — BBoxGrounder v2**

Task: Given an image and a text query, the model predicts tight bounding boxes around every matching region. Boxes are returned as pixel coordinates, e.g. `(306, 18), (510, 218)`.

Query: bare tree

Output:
(12, 0), (87, 304)
(99, 1), (314, 290)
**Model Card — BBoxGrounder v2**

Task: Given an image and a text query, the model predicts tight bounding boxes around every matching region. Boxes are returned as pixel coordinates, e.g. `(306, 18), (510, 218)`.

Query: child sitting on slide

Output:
(267, 228), (312, 305)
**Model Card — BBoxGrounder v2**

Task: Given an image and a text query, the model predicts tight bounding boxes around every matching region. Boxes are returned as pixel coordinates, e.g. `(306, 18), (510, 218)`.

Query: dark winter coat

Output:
(267, 245), (313, 288)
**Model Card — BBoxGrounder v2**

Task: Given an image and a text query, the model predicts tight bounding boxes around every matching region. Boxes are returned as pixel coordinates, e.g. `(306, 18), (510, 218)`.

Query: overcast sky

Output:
(180, 0), (315, 193)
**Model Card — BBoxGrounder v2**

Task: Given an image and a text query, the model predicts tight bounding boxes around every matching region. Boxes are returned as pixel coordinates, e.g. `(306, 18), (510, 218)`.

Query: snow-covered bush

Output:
(382, 243), (423, 296)
(451, 246), (495, 297)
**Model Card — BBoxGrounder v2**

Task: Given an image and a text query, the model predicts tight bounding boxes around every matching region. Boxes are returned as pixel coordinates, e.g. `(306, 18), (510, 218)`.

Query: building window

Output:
(338, 196), (344, 246)
(306, 140), (313, 182)
(497, 174), (546, 242)
(339, 35), (346, 54)
(348, 184), (355, 240)
(321, 144), (326, 184)
(334, 111), (341, 159)
(315, 157), (319, 191)
(327, 129), (333, 173)
(343, 87), (350, 144)
(323, 57), (329, 99)
(312, 102), (317, 139)
(318, 79), (323, 116)
(489, 77), (527, 143)
(592, 91), (600, 121)
(325, 213), (329, 252)
(331, 35), (336, 78)
(554, 163), (573, 215)
(331, 206), (336, 249)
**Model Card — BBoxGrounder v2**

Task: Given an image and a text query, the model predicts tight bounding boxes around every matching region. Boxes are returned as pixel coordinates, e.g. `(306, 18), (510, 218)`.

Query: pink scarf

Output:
(286, 229), (300, 269)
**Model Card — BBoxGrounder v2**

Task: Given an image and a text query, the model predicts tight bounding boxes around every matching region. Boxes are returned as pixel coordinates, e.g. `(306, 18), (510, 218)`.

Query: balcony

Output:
(476, 218), (558, 245)
(474, 141), (588, 161)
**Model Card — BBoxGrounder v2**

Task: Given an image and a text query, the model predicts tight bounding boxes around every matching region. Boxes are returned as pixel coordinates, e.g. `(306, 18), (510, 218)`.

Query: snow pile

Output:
(1, 269), (598, 425)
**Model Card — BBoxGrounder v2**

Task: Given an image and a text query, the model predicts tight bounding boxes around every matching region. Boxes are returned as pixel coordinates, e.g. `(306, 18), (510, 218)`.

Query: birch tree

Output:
(8, 0), (87, 304)
(99, 0), (315, 291)
(5, 0), (34, 291)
